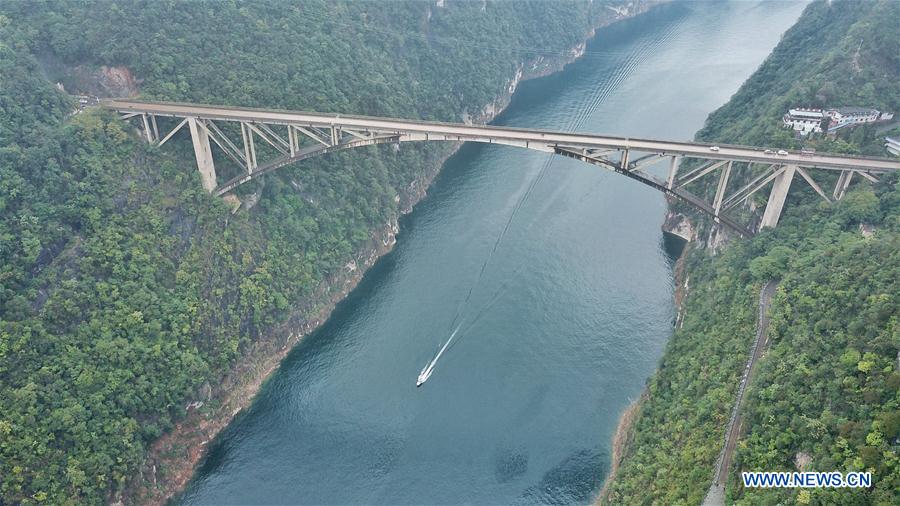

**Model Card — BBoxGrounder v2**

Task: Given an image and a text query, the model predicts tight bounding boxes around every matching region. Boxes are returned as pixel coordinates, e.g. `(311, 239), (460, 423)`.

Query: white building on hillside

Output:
(827, 107), (894, 132)
(886, 136), (900, 157)
(783, 108), (824, 135)
(784, 106), (895, 135)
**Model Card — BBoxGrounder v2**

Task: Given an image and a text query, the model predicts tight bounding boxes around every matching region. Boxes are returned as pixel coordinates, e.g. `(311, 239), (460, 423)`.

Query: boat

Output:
(416, 323), (461, 387)
(416, 365), (433, 387)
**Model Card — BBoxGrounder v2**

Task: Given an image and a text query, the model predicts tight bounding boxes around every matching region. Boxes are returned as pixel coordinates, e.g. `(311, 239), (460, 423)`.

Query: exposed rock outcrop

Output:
(662, 209), (696, 243)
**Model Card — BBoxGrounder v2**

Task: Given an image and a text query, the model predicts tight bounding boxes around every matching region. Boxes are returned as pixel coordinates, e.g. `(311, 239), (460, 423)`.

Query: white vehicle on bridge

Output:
(709, 146), (720, 152)
(777, 149), (789, 156)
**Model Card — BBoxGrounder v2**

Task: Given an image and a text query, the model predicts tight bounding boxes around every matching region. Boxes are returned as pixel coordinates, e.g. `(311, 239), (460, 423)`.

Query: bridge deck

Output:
(102, 99), (900, 173)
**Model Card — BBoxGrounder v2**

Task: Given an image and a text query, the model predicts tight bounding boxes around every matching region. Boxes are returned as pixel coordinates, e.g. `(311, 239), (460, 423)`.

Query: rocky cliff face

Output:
(663, 208), (696, 243)
(465, 1), (655, 126)
(662, 208), (742, 254)
(46, 62), (141, 98)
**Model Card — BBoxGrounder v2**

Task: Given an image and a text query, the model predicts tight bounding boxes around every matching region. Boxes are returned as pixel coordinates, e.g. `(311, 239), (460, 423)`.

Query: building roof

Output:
(788, 108), (823, 118)
(833, 106), (878, 115)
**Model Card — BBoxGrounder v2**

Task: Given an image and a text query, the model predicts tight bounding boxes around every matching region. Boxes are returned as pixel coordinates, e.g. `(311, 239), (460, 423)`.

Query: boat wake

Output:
(417, 323), (462, 387)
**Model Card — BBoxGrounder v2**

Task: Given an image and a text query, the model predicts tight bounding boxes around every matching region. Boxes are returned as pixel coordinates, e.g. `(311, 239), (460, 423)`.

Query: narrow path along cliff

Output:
(704, 280), (778, 506)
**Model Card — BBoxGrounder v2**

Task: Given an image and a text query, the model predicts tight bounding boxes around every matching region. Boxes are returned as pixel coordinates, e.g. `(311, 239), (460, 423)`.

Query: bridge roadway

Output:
(103, 99), (900, 173)
(103, 99), (900, 235)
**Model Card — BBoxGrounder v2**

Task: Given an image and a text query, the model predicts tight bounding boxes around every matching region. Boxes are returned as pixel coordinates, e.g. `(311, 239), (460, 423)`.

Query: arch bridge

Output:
(103, 99), (900, 236)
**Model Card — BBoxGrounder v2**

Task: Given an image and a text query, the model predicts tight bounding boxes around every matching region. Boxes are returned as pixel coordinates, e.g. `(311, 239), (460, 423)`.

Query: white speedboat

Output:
(417, 324), (460, 387)
(416, 365), (433, 387)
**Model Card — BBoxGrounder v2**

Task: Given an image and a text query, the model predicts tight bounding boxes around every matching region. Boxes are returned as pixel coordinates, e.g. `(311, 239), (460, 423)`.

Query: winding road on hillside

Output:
(704, 280), (778, 505)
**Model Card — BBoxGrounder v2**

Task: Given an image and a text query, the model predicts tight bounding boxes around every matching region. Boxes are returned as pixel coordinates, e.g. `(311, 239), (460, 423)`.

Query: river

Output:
(178, 2), (805, 504)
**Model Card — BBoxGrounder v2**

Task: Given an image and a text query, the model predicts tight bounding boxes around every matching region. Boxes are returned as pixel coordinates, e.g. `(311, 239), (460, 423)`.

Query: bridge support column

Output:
(187, 117), (217, 193)
(666, 156), (680, 189)
(833, 170), (853, 200)
(759, 164), (796, 230)
(141, 114), (157, 143)
(712, 161), (732, 219)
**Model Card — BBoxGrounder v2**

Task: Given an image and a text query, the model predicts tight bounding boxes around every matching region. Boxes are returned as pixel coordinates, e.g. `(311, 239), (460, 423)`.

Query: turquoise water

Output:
(179, 2), (805, 504)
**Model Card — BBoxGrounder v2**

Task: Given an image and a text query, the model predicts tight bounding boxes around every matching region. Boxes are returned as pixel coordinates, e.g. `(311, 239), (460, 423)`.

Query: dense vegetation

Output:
(0, 1), (633, 503)
(696, 0), (899, 156)
(604, 1), (899, 504)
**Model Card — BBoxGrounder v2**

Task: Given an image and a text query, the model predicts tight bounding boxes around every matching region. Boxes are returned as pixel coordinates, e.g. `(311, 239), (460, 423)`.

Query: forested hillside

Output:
(0, 1), (638, 503)
(696, 0), (899, 156)
(603, 1), (899, 504)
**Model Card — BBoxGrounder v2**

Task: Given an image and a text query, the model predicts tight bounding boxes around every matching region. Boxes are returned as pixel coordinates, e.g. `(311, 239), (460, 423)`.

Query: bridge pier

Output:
(712, 161), (732, 219)
(187, 118), (218, 192)
(759, 164), (796, 230)
(666, 156), (681, 189)
(833, 170), (854, 200)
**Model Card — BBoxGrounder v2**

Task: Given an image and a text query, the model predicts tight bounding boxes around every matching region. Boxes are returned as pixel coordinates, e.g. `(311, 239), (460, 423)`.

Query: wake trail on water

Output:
(422, 322), (463, 376)
(421, 267), (518, 378)
(420, 152), (553, 384)
(447, 273), (519, 354)
(423, 270), (521, 384)
(422, 40), (636, 384)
